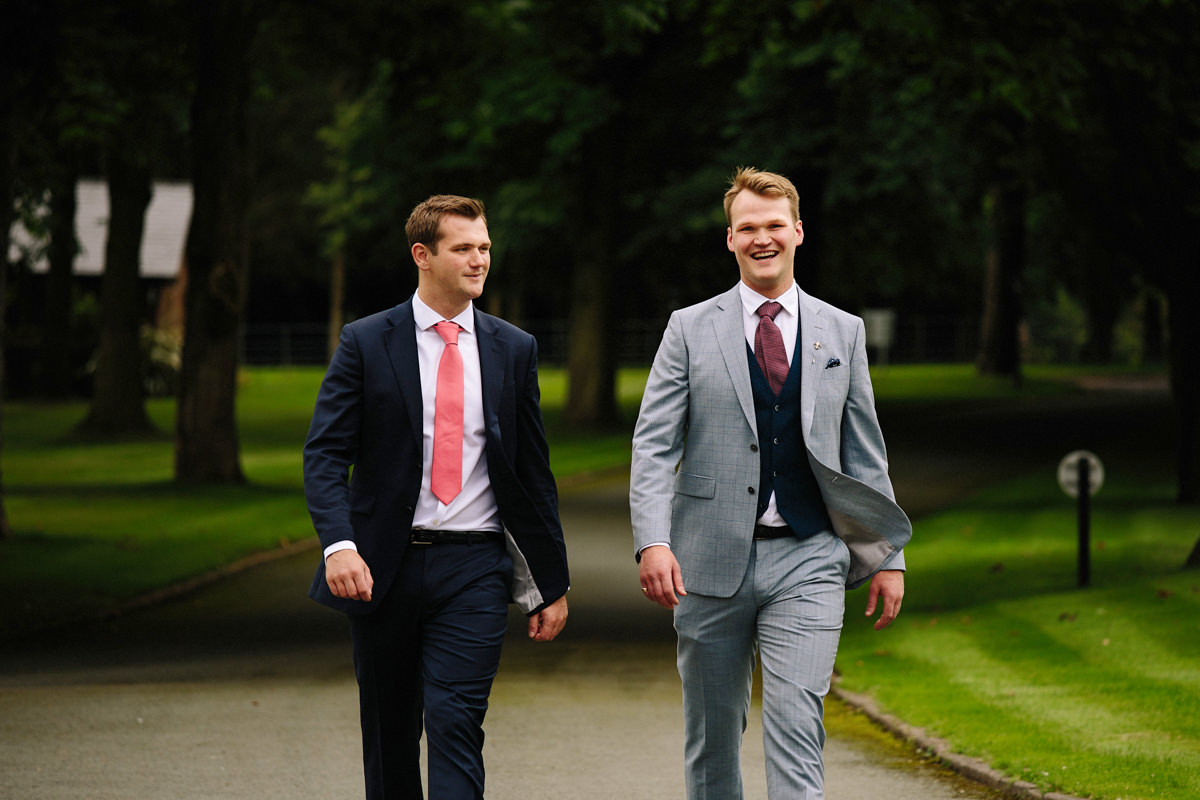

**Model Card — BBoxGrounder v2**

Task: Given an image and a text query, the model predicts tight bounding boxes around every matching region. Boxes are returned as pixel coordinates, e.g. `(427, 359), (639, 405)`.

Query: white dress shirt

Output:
(739, 281), (799, 528)
(323, 294), (501, 561)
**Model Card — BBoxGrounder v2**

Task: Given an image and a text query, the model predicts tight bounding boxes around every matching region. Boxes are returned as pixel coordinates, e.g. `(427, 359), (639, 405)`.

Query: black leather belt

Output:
(409, 530), (503, 545)
(753, 524), (796, 540)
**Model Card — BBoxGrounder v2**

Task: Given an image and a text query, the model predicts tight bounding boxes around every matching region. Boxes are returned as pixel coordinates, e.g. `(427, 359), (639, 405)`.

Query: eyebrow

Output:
(735, 218), (790, 228)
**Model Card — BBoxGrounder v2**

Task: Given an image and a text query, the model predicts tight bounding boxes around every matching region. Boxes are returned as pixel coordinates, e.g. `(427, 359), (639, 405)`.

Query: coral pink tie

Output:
(754, 301), (790, 395)
(432, 321), (464, 505)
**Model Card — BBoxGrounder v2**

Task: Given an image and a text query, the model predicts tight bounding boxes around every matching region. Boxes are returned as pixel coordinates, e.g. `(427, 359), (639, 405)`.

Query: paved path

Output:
(0, 385), (1171, 799)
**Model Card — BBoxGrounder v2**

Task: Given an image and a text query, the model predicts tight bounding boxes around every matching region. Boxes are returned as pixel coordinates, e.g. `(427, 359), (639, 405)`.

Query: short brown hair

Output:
(723, 167), (800, 225)
(405, 194), (487, 252)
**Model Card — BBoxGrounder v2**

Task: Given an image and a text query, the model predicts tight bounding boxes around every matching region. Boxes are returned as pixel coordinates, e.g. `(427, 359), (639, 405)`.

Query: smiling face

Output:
(413, 214), (491, 318)
(726, 190), (804, 298)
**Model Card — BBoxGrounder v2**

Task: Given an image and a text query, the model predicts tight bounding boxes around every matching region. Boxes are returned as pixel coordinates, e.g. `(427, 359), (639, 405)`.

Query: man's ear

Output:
(412, 242), (429, 269)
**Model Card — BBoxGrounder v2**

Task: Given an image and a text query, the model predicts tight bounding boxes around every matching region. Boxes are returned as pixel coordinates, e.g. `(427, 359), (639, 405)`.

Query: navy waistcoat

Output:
(747, 341), (831, 537)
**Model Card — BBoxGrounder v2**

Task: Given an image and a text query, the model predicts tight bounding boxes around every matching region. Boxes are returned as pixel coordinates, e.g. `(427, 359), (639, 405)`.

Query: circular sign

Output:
(1057, 450), (1104, 498)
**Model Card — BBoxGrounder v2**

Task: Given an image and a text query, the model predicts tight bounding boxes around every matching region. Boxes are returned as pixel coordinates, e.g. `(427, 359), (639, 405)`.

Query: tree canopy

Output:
(4, 0), (1199, 501)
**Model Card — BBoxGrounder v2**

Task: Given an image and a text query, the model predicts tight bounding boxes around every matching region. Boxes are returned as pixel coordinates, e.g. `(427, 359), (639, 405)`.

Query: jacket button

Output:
(774, 404), (782, 412)
(773, 437), (780, 445)
(750, 444), (758, 452)
(748, 487), (756, 495)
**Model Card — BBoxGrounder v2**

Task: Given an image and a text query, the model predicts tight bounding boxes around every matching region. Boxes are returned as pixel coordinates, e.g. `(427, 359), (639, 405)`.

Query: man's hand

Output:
(528, 595), (568, 642)
(865, 569), (904, 630)
(325, 550), (374, 602)
(639, 545), (686, 608)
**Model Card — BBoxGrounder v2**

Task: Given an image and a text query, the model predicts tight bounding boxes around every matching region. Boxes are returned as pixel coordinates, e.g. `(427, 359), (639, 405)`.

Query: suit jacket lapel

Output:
(474, 309), (506, 441)
(799, 289), (826, 438)
(384, 299), (424, 446)
(714, 284), (757, 432)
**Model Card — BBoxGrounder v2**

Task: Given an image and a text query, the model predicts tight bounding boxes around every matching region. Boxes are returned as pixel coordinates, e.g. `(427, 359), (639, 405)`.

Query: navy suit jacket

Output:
(304, 297), (569, 616)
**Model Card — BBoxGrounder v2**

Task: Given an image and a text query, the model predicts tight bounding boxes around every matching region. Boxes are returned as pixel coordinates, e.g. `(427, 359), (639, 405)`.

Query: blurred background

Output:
(2, 0), (1197, 493)
(3, 4), (1200, 798)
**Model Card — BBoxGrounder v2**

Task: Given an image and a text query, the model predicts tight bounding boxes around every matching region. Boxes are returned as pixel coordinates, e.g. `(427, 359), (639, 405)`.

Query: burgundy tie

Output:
(431, 321), (464, 505)
(754, 301), (789, 395)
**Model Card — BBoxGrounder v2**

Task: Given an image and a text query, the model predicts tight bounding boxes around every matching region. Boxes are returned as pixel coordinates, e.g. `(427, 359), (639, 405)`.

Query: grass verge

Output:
(0, 366), (647, 636)
(836, 469), (1200, 800)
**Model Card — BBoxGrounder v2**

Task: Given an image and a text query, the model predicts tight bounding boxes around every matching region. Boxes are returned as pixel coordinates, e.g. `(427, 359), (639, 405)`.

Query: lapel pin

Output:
(813, 341), (822, 350)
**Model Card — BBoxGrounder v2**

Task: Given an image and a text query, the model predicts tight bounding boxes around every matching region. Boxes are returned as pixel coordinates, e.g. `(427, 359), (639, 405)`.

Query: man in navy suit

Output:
(304, 194), (569, 799)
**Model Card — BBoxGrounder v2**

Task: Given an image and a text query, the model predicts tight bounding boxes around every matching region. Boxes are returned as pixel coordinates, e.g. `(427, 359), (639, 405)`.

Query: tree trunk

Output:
(1166, 278), (1200, 505)
(1080, 249), (1119, 364)
(0, 83), (14, 540)
(1142, 288), (1165, 365)
(565, 128), (619, 427)
(326, 248), (345, 362)
(78, 159), (154, 435)
(175, 0), (258, 483)
(40, 168), (78, 397)
(976, 183), (1025, 384)
(565, 249), (618, 426)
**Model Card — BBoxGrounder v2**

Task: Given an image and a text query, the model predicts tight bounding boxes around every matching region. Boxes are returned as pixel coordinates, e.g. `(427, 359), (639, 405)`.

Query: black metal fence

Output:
(240, 313), (979, 368)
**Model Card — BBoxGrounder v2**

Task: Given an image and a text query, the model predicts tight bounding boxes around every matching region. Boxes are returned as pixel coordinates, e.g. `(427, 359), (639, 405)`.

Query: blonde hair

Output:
(723, 167), (800, 225)
(405, 194), (487, 252)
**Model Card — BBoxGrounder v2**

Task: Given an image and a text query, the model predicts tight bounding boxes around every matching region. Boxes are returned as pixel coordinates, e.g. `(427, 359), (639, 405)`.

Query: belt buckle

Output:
(410, 531), (434, 545)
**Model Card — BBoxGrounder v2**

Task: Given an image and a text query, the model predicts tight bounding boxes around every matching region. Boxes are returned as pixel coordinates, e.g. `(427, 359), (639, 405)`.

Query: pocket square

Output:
(824, 357), (841, 369)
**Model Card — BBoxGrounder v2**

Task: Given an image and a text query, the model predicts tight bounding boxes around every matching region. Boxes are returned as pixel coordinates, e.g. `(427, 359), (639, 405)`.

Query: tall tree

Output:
(306, 66), (387, 360)
(439, 0), (731, 426)
(79, 159), (154, 434)
(975, 181), (1025, 381)
(1046, 0), (1200, 505)
(71, 0), (189, 433)
(0, 65), (14, 541)
(1, 0), (63, 539)
(175, 1), (262, 482)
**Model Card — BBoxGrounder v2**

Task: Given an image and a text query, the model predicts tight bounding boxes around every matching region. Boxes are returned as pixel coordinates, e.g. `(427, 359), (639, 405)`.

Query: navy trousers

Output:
(349, 538), (512, 800)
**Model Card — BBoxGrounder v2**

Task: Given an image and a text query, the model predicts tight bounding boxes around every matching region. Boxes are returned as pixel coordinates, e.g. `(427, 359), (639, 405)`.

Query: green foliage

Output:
(305, 62), (390, 259)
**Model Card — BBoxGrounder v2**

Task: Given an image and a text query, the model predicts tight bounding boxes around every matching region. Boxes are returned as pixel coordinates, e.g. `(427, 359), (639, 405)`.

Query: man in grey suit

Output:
(631, 167), (911, 799)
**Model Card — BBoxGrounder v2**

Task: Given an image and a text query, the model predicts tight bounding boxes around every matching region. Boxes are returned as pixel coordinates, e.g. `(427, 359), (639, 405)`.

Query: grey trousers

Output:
(674, 531), (849, 800)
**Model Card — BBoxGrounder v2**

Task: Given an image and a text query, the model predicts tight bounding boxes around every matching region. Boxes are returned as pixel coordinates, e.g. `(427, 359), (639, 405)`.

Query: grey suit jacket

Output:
(630, 284), (911, 594)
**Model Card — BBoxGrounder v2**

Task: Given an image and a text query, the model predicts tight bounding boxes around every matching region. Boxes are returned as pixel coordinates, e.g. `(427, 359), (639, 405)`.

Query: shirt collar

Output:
(738, 281), (798, 319)
(412, 293), (475, 334)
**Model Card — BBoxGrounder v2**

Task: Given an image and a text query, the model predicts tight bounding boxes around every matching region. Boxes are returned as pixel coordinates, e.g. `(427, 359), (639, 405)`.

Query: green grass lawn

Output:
(837, 470), (1200, 799)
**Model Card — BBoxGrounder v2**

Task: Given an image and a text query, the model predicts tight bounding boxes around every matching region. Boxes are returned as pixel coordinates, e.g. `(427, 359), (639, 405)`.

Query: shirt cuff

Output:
(638, 542), (671, 554)
(323, 540), (358, 560)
